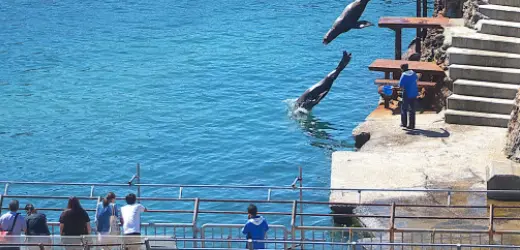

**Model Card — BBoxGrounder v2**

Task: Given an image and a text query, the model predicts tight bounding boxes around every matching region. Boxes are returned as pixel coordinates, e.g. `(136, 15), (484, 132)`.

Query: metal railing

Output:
(2, 194), (520, 248)
(3, 236), (520, 250)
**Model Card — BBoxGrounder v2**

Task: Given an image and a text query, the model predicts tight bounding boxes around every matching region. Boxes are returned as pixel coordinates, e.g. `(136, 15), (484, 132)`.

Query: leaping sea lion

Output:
(295, 51), (352, 111)
(323, 0), (373, 45)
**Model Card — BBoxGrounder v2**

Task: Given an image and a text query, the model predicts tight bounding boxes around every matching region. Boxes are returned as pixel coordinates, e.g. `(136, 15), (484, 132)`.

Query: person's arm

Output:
(242, 222), (249, 235)
(21, 217), (27, 234)
(43, 214), (51, 235)
(139, 204), (147, 212)
(59, 213), (65, 235)
(59, 223), (64, 235)
(86, 223), (91, 235)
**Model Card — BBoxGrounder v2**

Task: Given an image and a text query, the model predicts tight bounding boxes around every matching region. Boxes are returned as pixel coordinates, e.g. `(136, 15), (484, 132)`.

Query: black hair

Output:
(25, 203), (35, 215)
(247, 204), (257, 216)
(400, 63), (409, 71)
(103, 192), (116, 207)
(67, 196), (84, 212)
(126, 193), (137, 205)
(8, 200), (19, 212)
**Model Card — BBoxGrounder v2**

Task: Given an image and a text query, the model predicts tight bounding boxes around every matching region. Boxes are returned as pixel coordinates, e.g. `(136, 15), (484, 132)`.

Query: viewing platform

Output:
(2, 176), (520, 249)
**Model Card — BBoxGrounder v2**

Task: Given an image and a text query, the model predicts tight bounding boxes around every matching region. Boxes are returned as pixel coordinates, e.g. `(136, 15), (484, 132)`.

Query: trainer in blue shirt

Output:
(242, 204), (269, 249)
(398, 63), (419, 129)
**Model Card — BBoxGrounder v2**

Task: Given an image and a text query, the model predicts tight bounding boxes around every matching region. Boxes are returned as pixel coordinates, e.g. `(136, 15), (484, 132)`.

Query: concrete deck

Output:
(331, 105), (507, 206)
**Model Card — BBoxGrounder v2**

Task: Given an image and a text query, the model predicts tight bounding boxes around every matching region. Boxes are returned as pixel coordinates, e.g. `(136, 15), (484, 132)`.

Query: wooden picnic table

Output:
(369, 59), (444, 78)
(378, 17), (450, 60)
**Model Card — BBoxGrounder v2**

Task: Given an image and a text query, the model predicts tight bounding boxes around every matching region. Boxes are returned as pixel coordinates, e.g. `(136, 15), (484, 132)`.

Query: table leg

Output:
(395, 29), (402, 60)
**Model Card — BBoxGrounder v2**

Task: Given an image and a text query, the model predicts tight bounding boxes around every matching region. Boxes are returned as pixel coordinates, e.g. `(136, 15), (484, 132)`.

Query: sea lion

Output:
(323, 0), (373, 45)
(295, 51), (352, 111)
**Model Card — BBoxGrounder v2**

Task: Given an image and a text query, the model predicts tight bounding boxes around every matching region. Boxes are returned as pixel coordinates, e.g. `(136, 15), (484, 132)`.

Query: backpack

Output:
(108, 204), (120, 235)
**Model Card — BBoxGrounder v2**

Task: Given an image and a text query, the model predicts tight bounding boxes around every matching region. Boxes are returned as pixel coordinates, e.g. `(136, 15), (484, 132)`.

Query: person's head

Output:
(400, 63), (409, 72)
(67, 196), (83, 211)
(247, 204), (258, 217)
(125, 193), (137, 205)
(25, 203), (36, 215)
(8, 200), (19, 212)
(102, 192), (117, 207)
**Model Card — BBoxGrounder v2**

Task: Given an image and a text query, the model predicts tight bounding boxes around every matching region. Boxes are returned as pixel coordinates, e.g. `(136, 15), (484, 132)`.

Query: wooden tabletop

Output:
(378, 17), (450, 29)
(369, 59), (445, 75)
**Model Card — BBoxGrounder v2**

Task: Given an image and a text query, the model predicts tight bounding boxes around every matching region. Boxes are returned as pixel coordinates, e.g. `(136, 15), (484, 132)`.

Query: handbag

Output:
(0, 213), (20, 243)
(108, 204), (120, 235)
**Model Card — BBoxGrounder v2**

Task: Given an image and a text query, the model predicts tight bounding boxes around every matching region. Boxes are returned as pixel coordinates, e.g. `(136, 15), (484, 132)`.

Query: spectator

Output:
(0, 200), (26, 250)
(96, 192), (120, 247)
(398, 63), (419, 129)
(121, 193), (147, 250)
(242, 204), (269, 249)
(24, 203), (51, 249)
(59, 197), (91, 250)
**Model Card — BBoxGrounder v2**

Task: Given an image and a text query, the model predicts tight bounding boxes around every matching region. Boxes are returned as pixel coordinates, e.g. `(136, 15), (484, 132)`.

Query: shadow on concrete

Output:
(405, 128), (450, 138)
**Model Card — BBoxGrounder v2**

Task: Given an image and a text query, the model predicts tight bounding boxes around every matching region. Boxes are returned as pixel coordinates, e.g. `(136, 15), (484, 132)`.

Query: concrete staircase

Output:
(446, 0), (520, 127)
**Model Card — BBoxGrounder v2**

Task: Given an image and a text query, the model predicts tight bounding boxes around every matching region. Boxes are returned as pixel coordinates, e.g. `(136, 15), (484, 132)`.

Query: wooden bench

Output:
(378, 17), (450, 59)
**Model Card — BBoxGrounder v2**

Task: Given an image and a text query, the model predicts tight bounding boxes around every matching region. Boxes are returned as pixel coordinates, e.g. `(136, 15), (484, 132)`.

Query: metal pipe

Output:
(4, 183), (9, 195)
(136, 163), (141, 200)
(179, 187), (183, 199)
(447, 191), (451, 206)
(0, 195), (3, 214)
(90, 186), (95, 198)
(267, 188), (272, 201)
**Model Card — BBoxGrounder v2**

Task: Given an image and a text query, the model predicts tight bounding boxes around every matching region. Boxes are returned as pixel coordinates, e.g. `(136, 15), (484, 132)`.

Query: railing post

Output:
(489, 204), (494, 244)
(90, 186), (95, 198)
(352, 241), (357, 250)
(357, 190), (362, 204)
(136, 163), (141, 200)
(247, 239), (254, 250)
(179, 186), (183, 199)
(192, 198), (200, 248)
(416, 0), (421, 17)
(0, 194), (3, 214)
(267, 188), (272, 201)
(38, 243), (45, 250)
(144, 238), (151, 250)
(447, 191), (451, 206)
(389, 203), (396, 250)
(290, 200), (297, 248)
(456, 243), (462, 250)
(4, 183), (9, 195)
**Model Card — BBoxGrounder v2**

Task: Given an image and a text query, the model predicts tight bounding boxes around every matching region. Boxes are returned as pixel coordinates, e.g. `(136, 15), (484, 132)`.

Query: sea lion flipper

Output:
(353, 20), (373, 29)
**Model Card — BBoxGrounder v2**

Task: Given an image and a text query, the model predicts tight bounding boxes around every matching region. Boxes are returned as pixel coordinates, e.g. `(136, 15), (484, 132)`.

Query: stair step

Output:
(447, 47), (520, 68)
(445, 109), (510, 127)
(478, 19), (520, 38)
(453, 79), (519, 99)
(447, 94), (514, 115)
(452, 32), (520, 54)
(489, 0), (520, 8)
(449, 64), (520, 84)
(479, 4), (520, 22)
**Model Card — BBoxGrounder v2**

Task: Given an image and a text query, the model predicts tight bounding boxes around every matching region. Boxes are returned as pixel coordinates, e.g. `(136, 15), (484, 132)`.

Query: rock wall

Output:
(464, 0), (489, 28)
(505, 91), (520, 163)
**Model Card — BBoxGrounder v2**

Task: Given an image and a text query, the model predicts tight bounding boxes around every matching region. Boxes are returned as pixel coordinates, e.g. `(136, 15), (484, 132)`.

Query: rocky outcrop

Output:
(463, 0), (489, 29)
(505, 91), (520, 163)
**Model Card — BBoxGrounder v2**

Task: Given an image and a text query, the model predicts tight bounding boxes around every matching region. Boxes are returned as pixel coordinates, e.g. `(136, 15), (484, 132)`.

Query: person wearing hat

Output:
(24, 204), (51, 249)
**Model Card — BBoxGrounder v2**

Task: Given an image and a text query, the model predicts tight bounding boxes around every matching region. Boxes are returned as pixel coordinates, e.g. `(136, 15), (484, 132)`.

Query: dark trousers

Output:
(401, 97), (416, 128)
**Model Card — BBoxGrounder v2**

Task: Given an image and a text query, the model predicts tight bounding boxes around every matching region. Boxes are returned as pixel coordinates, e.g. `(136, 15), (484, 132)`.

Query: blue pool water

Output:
(0, 0), (429, 226)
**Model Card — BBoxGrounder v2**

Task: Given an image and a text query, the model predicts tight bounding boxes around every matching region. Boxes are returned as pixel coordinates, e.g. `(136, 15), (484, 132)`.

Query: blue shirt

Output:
(399, 70), (419, 99)
(96, 203), (119, 233)
(242, 216), (269, 249)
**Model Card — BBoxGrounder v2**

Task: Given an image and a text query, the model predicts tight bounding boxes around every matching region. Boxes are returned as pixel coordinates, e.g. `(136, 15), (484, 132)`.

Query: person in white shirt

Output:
(120, 193), (147, 250)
